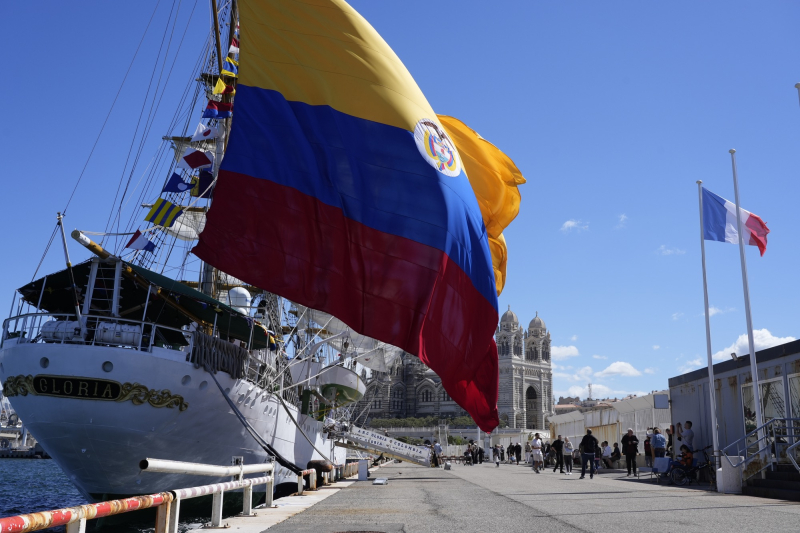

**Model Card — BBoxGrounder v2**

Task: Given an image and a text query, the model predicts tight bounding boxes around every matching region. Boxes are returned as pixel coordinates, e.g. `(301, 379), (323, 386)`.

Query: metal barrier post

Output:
(65, 519), (86, 533)
(297, 474), (304, 495)
(242, 484), (253, 516)
(155, 500), (170, 533)
(211, 492), (223, 527)
(264, 475), (274, 508)
(167, 497), (181, 533)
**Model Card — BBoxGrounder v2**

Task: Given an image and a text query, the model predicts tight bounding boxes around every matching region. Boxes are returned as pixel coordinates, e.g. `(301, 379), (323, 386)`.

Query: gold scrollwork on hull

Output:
(1, 374), (188, 412)
(1, 374), (35, 397)
(117, 383), (189, 411)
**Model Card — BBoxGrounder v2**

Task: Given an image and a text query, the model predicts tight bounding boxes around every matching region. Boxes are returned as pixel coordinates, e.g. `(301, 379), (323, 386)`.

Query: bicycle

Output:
(670, 445), (716, 487)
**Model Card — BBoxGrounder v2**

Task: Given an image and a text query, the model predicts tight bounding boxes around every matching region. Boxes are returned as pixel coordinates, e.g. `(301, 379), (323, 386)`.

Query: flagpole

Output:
(728, 149), (765, 443)
(696, 181), (720, 475)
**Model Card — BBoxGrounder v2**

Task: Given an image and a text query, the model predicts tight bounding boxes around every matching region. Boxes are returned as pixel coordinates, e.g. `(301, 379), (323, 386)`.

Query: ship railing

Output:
(1, 312), (192, 355)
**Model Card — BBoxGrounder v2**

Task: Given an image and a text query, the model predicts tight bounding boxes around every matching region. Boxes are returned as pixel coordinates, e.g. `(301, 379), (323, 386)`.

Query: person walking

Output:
(530, 433), (544, 473)
(563, 437), (574, 475)
(514, 442), (522, 465)
(551, 435), (565, 473)
(493, 444), (500, 467)
(579, 429), (599, 479)
(621, 428), (639, 477)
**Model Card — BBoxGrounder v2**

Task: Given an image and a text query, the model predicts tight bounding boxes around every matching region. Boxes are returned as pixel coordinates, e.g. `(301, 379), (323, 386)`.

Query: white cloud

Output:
(561, 219), (589, 232)
(592, 354), (607, 360)
(712, 329), (796, 361)
(672, 312), (684, 321)
(644, 368), (657, 375)
(653, 345), (660, 350)
(706, 306), (734, 317)
(594, 361), (642, 378)
(615, 214), (628, 229)
(678, 358), (703, 373)
(553, 366), (594, 383)
(570, 335), (578, 342)
(657, 245), (686, 256)
(551, 345), (580, 360)
(555, 384), (648, 401)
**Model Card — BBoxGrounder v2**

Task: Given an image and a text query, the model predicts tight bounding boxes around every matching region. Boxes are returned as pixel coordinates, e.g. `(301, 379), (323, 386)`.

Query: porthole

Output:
(102, 361), (113, 373)
(199, 381), (208, 391)
(40, 357), (50, 369)
(181, 375), (191, 386)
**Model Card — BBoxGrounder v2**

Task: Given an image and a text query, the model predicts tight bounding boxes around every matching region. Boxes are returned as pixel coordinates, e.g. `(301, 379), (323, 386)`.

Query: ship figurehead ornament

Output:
(414, 119), (461, 177)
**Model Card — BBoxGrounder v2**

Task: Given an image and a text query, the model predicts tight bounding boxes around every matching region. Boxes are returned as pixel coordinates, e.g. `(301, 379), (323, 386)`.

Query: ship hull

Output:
(0, 340), (343, 501)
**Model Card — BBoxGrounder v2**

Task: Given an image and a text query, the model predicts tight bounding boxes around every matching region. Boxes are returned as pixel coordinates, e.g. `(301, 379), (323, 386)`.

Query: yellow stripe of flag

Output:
(145, 198), (183, 228)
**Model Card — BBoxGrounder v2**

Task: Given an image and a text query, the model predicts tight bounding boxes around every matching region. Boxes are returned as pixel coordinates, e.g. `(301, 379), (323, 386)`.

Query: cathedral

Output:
(495, 306), (554, 429)
(358, 306), (554, 430)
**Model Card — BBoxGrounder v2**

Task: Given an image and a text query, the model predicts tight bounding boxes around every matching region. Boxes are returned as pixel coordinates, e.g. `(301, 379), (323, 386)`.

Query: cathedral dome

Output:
(500, 305), (519, 325)
(529, 312), (546, 330)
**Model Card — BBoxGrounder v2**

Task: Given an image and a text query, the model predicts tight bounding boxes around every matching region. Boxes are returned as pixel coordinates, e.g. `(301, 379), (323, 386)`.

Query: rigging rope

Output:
(63, 0), (163, 216)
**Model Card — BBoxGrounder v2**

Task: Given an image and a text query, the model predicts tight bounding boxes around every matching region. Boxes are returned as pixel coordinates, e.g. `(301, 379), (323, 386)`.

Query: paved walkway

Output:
(264, 461), (800, 532)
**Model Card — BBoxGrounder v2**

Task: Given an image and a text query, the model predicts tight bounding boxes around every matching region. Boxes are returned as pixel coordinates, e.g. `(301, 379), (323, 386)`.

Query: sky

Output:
(3, 1), (800, 402)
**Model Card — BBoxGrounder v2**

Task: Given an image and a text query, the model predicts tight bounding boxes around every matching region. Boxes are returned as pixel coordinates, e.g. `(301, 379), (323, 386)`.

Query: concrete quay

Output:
(257, 461), (800, 533)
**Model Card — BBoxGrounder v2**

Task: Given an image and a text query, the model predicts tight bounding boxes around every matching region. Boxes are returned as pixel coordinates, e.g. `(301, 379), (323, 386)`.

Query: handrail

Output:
(721, 417), (800, 479)
(0, 460), (277, 533)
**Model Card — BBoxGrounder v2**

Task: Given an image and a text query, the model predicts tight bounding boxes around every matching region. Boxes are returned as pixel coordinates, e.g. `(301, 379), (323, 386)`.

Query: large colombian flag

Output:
(194, 0), (507, 431)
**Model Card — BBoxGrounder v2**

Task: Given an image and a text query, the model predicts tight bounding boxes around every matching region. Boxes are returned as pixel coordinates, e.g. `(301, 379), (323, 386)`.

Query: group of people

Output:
(435, 420), (697, 481)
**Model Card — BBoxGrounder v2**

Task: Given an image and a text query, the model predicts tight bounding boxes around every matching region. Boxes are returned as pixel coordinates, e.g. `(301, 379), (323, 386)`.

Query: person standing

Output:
(648, 428), (667, 458)
(563, 437), (574, 475)
(515, 442), (522, 465)
(525, 441), (532, 464)
(579, 429), (598, 479)
(644, 437), (652, 467)
(530, 433), (544, 473)
(433, 440), (442, 467)
(507, 442), (515, 464)
(471, 442), (479, 466)
(621, 428), (639, 477)
(493, 444), (500, 467)
(551, 435), (565, 473)
(478, 444), (485, 464)
(677, 421), (695, 451)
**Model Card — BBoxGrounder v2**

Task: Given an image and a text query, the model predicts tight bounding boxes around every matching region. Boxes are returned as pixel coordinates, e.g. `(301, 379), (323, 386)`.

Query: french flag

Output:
(125, 230), (156, 253)
(703, 187), (770, 256)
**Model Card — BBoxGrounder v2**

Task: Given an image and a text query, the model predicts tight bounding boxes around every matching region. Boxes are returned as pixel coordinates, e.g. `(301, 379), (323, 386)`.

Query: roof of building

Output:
(668, 339), (800, 387)
(529, 311), (545, 330)
(500, 305), (519, 325)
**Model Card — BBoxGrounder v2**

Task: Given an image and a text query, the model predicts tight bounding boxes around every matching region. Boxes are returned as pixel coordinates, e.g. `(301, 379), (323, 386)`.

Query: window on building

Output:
(421, 390), (432, 402)
(373, 399), (381, 409)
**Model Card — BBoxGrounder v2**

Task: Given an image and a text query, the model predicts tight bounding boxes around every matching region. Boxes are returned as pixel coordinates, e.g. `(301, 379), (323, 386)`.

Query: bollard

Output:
(297, 474), (305, 495)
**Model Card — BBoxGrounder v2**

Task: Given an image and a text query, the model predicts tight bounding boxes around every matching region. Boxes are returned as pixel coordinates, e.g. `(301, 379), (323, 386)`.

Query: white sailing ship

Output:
(0, 1), (382, 502)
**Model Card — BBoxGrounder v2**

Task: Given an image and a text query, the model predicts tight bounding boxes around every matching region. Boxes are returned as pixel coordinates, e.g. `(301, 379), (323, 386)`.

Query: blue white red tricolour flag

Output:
(125, 230), (156, 253)
(702, 187), (770, 256)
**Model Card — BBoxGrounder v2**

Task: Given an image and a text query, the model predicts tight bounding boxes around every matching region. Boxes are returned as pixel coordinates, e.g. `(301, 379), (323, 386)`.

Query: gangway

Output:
(335, 425), (431, 467)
